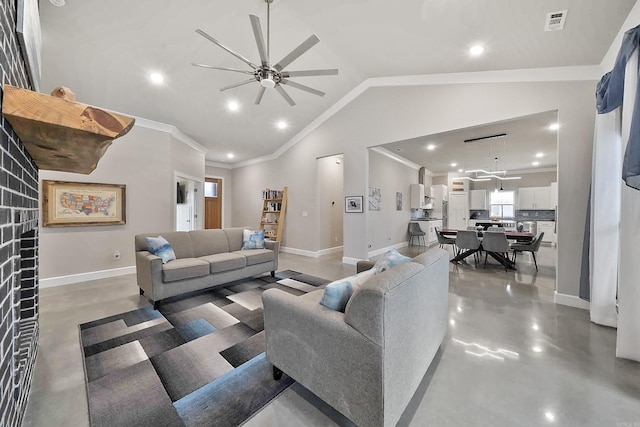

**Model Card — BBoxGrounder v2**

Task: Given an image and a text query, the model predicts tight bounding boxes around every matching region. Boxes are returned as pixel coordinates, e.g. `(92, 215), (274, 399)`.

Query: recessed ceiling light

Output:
(458, 169), (464, 173)
(227, 153), (235, 159)
(533, 346), (543, 353)
(536, 152), (544, 158)
(227, 101), (239, 112)
(451, 163), (457, 167)
(426, 144), (436, 151)
(549, 123), (560, 130)
(276, 120), (288, 130)
(532, 161), (540, 166)
(544, 411), (556, 422)
(469, 45), (485, 56)
(149, 72), (164, 84)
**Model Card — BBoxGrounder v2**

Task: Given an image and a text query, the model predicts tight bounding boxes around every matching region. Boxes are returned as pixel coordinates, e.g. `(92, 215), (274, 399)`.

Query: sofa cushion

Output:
(233, 249), (274, 266)
(373, 248), (412, 274)
(162, 258), (210, 282)
(223, 228), (247, 252)
(146, 236), (176, 264)
(189, 229), (230, 257)
(152, 232), (194, 259)
(242, 229), (266, 249)
(199, 252), (247, 273)
(319, 268), (375, 312)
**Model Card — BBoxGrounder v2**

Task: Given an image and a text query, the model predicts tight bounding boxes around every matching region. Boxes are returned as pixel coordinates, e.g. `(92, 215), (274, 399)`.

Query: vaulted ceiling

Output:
(39, 0), (636, 167)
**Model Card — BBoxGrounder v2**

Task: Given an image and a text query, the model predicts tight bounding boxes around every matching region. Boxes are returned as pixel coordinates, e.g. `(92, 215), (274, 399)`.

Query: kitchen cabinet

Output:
(428, 219), (442, 244)
(518, 186), (551, 209)
(537, 221), (556, 244)
(469, 189), (487, 210)
(410, 184), (431, 209)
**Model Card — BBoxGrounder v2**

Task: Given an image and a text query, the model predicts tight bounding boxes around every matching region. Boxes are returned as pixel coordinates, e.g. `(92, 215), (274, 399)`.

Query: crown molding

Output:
(132, 116), (208, 154)
(369, 147), (421, 170)
(205, 160), (233, 170)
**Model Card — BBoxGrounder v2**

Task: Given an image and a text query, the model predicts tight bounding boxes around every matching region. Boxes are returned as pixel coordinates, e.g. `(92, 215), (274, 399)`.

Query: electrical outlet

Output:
(113, 251), (121, 260)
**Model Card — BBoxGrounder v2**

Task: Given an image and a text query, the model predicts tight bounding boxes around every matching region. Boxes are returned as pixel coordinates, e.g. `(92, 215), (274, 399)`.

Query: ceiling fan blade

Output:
(196, 29), (258, 70)
(273, 34), (320, 72)
(275, 84), (296, 106)
(219, 78), (256, 92)
(281, 69), (339, 78)
(249, 15), (269, 67)
(280, 79), (325, 97)
(191, 63), (254, 75)
(255, 86), (266, 105)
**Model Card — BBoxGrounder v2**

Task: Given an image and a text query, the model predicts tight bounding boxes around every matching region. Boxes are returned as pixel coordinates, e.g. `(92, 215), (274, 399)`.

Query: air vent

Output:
(545, 10), (567, 31)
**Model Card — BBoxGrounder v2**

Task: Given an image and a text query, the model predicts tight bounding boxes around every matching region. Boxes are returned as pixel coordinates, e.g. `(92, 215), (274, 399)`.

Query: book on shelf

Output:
(262, 189), (283, 200)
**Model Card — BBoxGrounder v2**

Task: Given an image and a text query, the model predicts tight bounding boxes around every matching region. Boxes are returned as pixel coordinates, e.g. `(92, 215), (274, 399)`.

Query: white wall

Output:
(367, 150), (415, 252)
(316, 155), (344, 250)
(39, 124), (204, 281)
(231, 80), (596, 299)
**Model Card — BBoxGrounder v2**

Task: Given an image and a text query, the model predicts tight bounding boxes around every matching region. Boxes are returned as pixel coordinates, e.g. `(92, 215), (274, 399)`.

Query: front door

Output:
(204, 178), (222, 229)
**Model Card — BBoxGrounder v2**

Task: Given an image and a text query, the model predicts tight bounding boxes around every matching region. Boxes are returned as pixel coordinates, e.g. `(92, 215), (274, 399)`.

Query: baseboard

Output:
(40, 266), (136, 288)
(367, 242), (409, 258)
(342, 257), (360, 265)
(280, 245), (343, 258)
(554, 292), (590, 310)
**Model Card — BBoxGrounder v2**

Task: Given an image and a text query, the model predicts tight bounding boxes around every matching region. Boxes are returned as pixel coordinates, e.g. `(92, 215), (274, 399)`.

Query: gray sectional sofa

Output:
(135, 228), (278, 308)
(263, 248), (449, 427)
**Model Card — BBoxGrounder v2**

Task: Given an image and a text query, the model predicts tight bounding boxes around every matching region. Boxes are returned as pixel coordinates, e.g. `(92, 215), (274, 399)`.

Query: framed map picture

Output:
(42, 180), (126, 227)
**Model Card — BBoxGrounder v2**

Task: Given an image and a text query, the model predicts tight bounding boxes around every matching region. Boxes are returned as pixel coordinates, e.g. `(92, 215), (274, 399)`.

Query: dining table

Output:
(440, 228), (534, 269)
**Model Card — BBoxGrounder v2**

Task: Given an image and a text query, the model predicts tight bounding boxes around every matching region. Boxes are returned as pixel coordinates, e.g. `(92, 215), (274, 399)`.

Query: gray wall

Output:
(367, 150), (414, 252)
(39, 125), (204, 279)
(317, 155), (344, 250)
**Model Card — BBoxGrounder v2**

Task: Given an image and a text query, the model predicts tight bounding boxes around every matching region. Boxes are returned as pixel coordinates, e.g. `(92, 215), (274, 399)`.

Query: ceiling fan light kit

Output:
(192, 0), (338, 106)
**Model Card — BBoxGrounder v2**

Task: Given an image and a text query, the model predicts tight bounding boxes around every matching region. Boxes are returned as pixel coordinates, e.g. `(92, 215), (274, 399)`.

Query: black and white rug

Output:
(79, 270), (329, 427)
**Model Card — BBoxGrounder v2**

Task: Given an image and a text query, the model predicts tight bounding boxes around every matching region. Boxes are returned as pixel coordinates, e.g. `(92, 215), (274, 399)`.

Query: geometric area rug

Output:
(78, 270), (330, 427)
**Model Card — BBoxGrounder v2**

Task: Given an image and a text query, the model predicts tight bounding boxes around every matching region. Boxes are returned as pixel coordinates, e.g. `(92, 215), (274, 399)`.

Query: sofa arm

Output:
(135, 251), (163, 300)
(263, 288), (383, 425)
(264, 239), (279, 252)
(356, 260), (375, 273)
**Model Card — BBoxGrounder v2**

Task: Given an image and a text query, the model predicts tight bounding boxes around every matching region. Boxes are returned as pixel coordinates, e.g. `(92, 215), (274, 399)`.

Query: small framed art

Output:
(345, 196), (363, 213)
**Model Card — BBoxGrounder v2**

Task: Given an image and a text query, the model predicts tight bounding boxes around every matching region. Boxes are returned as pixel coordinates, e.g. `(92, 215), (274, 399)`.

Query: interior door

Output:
(204, 178), (222, 229)
(449, 193), (468, 230)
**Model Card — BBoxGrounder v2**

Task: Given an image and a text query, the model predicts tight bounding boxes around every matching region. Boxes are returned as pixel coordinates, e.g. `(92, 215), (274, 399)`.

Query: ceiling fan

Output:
(192, 0), (338, 106)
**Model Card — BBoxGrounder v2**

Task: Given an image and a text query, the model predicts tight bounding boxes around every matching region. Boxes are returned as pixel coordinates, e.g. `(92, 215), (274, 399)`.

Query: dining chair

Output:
(435, 227), (457, 255)
(408, 222), (426, 246)
(454, 230), (481, 267)
(481, 231), (510, 271)
(510, 232), (545, 271)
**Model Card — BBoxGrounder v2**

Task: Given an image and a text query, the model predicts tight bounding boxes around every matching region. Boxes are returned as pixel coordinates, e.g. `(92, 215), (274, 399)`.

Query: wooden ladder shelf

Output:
(259, 186), (288, 244)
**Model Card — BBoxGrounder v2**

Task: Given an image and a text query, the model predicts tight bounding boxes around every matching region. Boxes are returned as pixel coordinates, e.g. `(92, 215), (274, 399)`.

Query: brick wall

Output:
(0, 1), (40, 426)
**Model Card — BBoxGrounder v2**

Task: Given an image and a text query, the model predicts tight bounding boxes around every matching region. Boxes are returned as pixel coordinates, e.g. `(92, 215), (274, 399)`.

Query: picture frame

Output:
(368, 187), (381, 211)
(345, 196), (363, 213)
(16, 0), (42, 92)
(42, 180), (126, 227)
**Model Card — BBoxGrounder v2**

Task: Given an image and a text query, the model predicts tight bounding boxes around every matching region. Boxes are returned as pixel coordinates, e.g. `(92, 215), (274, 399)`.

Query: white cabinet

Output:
(469, 189), (487, 210)
(537, 221), (556, 244)
(518, 186), (551, 209)
(428, 219), (442, 244)
(550, 182), (558, 209)
(410, 184), (426, 209)
(430, 185), (448, 202)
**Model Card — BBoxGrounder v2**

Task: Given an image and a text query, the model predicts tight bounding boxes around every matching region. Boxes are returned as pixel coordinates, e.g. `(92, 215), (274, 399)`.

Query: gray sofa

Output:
(263, 248), (449, 427)
(135, 228), (278, 309)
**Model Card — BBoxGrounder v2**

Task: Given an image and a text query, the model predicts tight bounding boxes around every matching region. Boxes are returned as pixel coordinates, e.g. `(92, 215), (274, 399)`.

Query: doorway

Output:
(316, 154), (344, 251)
(448, 193), (468, 230)
(204, 177), (223, 229)
(175, 174), (203, 231)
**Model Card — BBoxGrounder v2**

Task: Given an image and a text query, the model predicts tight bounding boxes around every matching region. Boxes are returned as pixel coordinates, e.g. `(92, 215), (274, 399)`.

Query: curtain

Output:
(616, 48), (640, 361)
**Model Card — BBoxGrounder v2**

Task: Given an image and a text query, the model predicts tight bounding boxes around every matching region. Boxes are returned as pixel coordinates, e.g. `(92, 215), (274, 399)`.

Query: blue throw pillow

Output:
(373, 248), (412, 274)
(320, 268), (375, 312)
(146, 236), (176, 264)
(320, 278), (355, 312)
(242, 229), (265, 249)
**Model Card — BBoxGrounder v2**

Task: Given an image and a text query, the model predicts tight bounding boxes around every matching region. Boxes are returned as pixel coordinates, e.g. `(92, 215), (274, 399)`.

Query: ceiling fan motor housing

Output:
(257, 68), (280, 88)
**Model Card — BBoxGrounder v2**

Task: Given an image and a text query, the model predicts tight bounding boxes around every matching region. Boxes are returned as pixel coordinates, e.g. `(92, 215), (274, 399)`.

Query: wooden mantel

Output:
(2, 85), (135, 174)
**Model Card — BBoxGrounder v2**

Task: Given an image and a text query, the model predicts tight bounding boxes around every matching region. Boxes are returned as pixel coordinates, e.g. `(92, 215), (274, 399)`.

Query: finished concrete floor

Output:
(23, 244), (640, 426)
